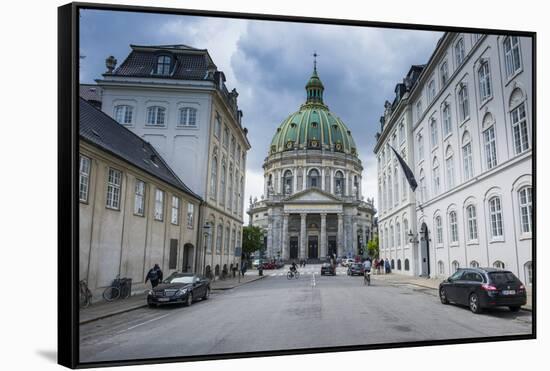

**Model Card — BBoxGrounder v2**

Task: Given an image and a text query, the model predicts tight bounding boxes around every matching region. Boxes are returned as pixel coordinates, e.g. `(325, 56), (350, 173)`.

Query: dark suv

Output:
(439, 268), (527, 314)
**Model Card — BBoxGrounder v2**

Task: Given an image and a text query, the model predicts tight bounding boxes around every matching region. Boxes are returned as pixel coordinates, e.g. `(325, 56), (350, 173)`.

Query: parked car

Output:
(439, 268), (527, 314)
(347, 263), (365, 276)
(147, 273), (210, 307)
(252, 259), (262, 268)
(321, 262), (336, 276)
(341, 258), (355, 267)
(260, 261), (277, 270)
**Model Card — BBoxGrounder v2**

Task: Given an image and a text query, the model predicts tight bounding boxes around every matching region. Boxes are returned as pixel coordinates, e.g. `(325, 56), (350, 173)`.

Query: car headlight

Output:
(176, 288), (188, 296)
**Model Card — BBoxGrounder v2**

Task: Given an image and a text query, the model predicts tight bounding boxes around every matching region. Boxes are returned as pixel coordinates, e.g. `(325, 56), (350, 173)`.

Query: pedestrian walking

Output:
(384, 259), (391, 274)
(241, 260), (247, 277)
(145, 263), (163, 288)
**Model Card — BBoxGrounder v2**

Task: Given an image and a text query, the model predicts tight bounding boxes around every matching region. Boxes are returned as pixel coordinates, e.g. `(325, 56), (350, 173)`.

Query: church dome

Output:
(270, 66), (357, 156)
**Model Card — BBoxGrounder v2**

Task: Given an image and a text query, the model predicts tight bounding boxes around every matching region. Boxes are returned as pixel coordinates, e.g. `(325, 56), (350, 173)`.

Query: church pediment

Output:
(284, 188), (341, 203)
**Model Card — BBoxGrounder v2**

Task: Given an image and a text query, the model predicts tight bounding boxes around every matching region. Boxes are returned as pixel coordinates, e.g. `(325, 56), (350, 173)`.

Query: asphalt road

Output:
(79, 265), (532, 363)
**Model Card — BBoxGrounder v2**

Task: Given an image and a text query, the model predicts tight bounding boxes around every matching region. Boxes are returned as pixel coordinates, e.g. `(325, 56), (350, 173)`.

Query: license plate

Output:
(158, 298), (170, 302)
(502, 290), (516, 295)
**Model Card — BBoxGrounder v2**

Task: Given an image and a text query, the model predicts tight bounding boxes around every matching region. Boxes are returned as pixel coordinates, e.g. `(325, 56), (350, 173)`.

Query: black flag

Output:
(390, 146), (418, 192)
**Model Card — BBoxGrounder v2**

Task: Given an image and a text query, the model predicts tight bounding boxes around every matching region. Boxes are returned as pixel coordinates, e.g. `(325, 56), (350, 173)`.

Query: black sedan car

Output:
(439, 268), (526, 314)
(347, 263), (365, 276)
(321, 263), (336, 276)
(147, 273), (210, 307)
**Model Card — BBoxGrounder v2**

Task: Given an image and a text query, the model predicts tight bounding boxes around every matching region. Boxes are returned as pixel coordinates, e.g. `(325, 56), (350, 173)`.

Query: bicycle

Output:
(363, 270), (371, 286)
(287, 270), (300, 279)
(79, 280), (92, 308)
(103, 275), (131, 301)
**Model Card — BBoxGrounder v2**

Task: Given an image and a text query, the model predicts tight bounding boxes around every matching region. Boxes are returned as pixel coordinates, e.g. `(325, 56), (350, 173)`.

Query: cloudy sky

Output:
(80, 9), (442, 221)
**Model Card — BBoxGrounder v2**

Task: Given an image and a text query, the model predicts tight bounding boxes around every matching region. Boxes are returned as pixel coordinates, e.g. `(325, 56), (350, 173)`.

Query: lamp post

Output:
(202, 222), (211, 277)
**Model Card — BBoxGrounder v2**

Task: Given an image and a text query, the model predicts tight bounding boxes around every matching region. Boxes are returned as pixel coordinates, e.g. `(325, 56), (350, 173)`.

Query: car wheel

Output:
(185, 293), (193, 307)
(203, 287), (210, 300)
(439, 288), (449, 304)
(469, 293), (482, 314)
(509, 306), (521, 312)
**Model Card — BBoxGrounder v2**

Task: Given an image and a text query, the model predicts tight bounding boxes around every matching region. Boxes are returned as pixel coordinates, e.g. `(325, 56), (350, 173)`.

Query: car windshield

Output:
(352, 264), (362, 268)
(489, 272), (520, 284)
(164, 275), (195, 284)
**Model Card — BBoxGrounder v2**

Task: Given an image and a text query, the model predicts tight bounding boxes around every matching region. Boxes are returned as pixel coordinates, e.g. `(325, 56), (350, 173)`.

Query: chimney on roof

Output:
(105, 55), (117, 74)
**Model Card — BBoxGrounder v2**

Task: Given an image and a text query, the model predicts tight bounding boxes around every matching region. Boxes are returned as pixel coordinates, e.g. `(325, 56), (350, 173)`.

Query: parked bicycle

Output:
(103, 275), (132, 301)
(363, 270), (371, 286)
(287, 270), (300, 280)
(79, 280), (92, 308)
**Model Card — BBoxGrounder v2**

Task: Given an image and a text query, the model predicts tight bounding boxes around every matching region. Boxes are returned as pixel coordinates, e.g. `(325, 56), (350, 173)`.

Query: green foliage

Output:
(242, 225), (264, 255)
(367, 236), (379, 258)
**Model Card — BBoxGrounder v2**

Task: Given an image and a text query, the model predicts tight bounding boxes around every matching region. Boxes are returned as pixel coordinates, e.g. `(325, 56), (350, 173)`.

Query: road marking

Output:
(123, 313), (171, 332)
(312, 272), (316, 287)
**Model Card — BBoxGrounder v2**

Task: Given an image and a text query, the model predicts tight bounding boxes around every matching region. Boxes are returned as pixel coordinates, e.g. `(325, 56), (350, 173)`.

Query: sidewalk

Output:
(372, 272), (532, 311)
(79, 272), (265, 325)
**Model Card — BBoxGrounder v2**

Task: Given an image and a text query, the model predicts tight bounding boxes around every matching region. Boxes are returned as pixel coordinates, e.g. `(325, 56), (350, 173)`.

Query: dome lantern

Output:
(305, 52), (325, 104)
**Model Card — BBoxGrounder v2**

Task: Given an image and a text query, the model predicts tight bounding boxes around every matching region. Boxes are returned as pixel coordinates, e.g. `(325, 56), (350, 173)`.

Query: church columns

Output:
(302, 168), (307, 190)
(352, 218), (358, 255)
(300, 213), (307, 259)
(293, 171), (298, 193)
(320, 213), (327, 258)
(282, 213), (289, 260)
(337, 213), (344, 257)
(321, 168), (325, 190)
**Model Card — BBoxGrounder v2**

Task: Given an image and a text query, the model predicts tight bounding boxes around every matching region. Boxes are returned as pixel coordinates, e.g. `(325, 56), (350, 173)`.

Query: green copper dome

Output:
(270, 67), (357, 156)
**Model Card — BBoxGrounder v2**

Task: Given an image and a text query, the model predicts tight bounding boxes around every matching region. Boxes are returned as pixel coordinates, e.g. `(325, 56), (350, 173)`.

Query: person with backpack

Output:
(145, 263), (163, 288)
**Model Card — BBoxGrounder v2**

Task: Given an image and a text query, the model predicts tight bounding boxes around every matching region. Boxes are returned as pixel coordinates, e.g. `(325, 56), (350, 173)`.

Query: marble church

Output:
(248, 63), (376, 261)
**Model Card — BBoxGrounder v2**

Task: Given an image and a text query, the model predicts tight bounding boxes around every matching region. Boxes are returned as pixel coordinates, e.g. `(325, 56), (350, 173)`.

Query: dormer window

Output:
(156, 55), (172, 76)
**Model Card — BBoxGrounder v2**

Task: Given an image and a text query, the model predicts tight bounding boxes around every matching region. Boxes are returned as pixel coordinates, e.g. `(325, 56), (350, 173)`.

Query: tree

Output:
(367, 236), (379, 259)
(242, 225), (264, 257)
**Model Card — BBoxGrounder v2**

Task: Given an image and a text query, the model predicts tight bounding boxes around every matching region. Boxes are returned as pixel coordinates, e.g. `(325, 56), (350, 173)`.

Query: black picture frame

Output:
(58, 2), (536, 368)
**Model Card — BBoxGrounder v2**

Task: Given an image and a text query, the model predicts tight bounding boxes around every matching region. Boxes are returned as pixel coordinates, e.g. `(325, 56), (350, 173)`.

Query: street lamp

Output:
(202, 222), (211, 277)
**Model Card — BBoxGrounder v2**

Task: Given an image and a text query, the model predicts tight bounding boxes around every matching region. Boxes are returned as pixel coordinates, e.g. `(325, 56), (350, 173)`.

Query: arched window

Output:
(220, 161), (226, 205)
(225, 226), (230, 254)
(389, 224), (394, 248)
(179, 107), (197, 127)
(452, 260), (460, 273)
(489, 196), (504, 238)
(404, 259), (410, 271)
(334, 171), (345, 195)
(503, 36), (521, 77)
(403, 219), (409, 245)
(146, 106), (166, 126)
(391, 259), (395, 269)
(518, 186), (533, 234)
(432, 157), (441, 195)
(493, 260), (505, 269)
(397, 259), (402, 270)
(455, 38), (465, 66)
(445, 146), (455, 190)
(308, 169), (320, 188)
(524, 261), (532, 285)
(210, 155), (218, 199)
(478, 61), (492, 102)
(435, 216), (443, 245)
(216, 224), (223, 253)
(228, 166), (233, 212)
(114, 105), (133, 124)
(458, 83), (469, 122)
(442, 102), (452, 136)
(396, 222), (401, 247)
(466, 205), (478, 241)
(462, 131), (474, 180)
(438, 260), (445, 275)
(417, 133), (424, 161)
(483, 113), (497, 169)
(430, 118), (438, 148)
(470, 260), (479, 268)
(449, 211), (459, 243)
(510, 89), (530, 155)
(283, 170), (293, 195)
(428, 80), (436, 102)
(156, 55), (171, 75)
(440, 61), (449, 86)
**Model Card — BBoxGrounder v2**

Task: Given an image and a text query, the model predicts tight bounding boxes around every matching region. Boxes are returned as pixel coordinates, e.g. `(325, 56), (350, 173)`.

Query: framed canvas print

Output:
(58, 2), (536, 368)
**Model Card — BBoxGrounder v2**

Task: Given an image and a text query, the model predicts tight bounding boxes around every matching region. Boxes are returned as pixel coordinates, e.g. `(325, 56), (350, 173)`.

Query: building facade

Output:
(95, 45), (251, 277)
(374, 33), (533, 286)
(248, 66), (376, 261)
(79, 98), (202, 298)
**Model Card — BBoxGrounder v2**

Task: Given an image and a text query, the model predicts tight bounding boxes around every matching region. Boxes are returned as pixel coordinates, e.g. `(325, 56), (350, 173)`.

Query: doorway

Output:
(420, 223), (430, 276)
(308, 236), (319, 259)
(182, 243), (194, 272)
(328, 236), (337, 258)
(289, 237), (299, 260)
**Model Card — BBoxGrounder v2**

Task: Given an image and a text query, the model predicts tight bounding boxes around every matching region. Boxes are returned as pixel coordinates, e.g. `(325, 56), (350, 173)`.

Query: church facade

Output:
(248, 65), (376, 261)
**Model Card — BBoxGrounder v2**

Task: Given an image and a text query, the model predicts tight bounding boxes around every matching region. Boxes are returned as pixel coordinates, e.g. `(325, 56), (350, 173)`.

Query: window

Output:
(399, 122), (405, 143)
(134, 180), (145, 216)
(428, 80), (436, 102)
(396, 223), (401, 247)
(216, 224), (223, 253)
(435, 216), (443, 245)
(210, 155), (218, 199)
(114, 105), (133, 124)
(417, 134), (424, 162)
(106, 168), (122, 210)
(403, 219), (409, 245)
(452, 261), (460, 273)
(467, 205), (478, 241)
(442, 103), (452, 137)
(440, 61), (449, 86)
(432, 158), (441, 195)
(489, 196), (503, 238)
(146, 106), (166, 126)
(154, 189), (164, 221)
(220, 162), (226, 205)
(462, 132), (474, 181)
(397, 259), (402, 270)
(458, 84), (469, 121)
(483, 126), (497, 169)
(308, 169), (320, 188)
(511, 103), (530, 154)
(416, 100), (423, 121)
(234, 171), (239, 212)
(228, 167), (233, 211)
(449, 211), (459, 243)
(225, 226), (230, 254)
(404, 259), (410, 271)
(239, 177), (244, 216)
(524, 261), (532, 285)
(178, 107), (197, 127)
(171, 196), (180, 225)
(156, 55), (171, 75)
(470, 260), (480, 268)
(445, 147), (455, 190)
(390, 225), (394, 248)
(79, 156), (91, 202)
(478, 62), (492, 102)
(438, 261), (445, 275)
(504, 36), (521, 77)
(214, 114), (221, 138)
(231, 229), (236, 256)
(455, 38), (465, 66)
(187, 203), (195, 228)
(519, 187), (533, 234)
(430, 118), (438, 149)
(419, 169), (426, 203)
(493, 260), (505, 269)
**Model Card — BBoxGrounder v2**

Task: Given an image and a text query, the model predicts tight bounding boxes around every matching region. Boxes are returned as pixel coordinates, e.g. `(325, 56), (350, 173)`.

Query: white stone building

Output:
(248, 65), (376, 261)
(95, 44), (251, 277)
(374, 33), (533, 286)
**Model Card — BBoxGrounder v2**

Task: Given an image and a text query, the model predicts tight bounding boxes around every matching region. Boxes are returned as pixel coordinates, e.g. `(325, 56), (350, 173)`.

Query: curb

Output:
(211, 275), (265, 291)
(79, 303), (147, 325)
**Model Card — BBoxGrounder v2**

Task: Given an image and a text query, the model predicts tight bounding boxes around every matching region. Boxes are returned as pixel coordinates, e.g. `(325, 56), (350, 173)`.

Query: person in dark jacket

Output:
(384, 259), (391, 274)
(145, 264), (163, 288)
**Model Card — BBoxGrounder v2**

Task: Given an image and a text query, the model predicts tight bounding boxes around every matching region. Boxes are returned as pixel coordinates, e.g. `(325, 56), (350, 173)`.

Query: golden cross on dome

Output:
(312, 51), (319, 71)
